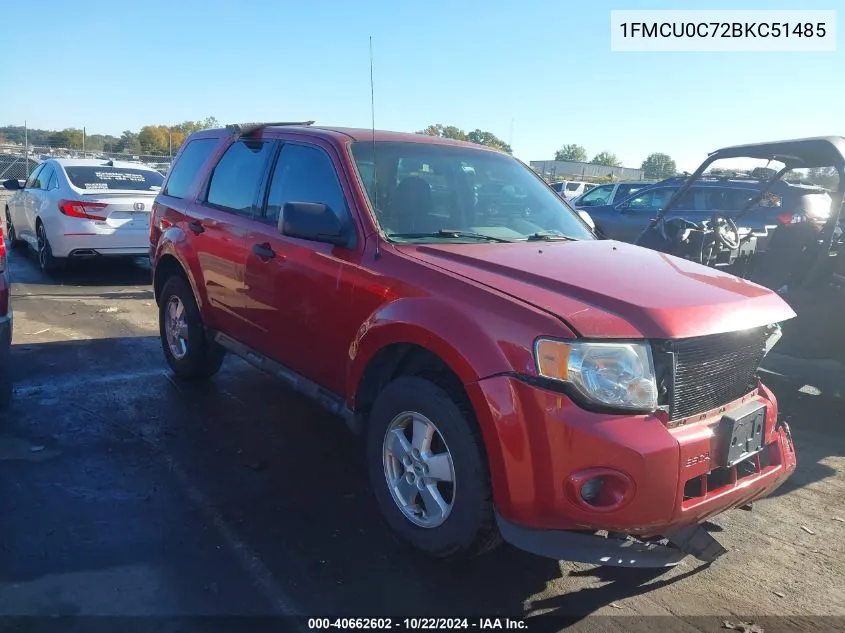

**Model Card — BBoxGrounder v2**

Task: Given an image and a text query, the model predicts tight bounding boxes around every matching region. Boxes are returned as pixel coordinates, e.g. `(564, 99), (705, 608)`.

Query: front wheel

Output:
(366, 376), (501, 560)
(158, 275), (225, 380)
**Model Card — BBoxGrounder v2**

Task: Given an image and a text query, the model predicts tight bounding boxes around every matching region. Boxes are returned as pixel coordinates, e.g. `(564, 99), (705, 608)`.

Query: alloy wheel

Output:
(165, 295), (189, 360)
(382, 411), (456, 528)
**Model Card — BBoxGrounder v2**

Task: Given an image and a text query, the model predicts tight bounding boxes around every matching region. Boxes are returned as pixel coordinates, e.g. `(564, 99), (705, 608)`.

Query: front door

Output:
(243, 141), (359, 394)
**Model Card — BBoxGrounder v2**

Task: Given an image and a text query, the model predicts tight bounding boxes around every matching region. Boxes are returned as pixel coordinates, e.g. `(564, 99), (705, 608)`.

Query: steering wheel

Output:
(710, 214), (740, 250)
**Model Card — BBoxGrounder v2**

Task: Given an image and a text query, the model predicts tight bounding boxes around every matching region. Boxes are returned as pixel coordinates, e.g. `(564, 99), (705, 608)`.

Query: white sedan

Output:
(3, 158), (164, 272)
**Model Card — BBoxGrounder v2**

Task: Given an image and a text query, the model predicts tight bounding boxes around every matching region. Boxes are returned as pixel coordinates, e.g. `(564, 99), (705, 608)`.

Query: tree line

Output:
(554, 143), (678, 180)
(0, 117), (220, 156)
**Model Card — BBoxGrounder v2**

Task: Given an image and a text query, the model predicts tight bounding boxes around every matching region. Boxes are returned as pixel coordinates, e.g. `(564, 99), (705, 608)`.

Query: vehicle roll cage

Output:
(646, 137), (845, 279)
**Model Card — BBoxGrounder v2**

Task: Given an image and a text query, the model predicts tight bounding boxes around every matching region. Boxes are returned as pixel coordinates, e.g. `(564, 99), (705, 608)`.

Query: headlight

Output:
(534, 339), (658, 411)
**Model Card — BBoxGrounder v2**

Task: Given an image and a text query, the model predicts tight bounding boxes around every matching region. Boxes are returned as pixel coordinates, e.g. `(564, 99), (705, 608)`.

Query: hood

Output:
(400, 240), (796, 339)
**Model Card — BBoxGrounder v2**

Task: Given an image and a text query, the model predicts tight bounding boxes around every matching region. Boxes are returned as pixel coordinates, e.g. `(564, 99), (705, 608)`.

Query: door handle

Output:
(252, 242), (277, 260)
(188, 220), (205, 235)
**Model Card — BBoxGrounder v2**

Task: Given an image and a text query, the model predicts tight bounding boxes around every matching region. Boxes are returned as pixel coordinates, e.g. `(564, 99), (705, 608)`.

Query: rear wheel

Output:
(159, 275), (225, 380)
(36, 222), (63, 273)
(366, 376), (501, 560)
(4, 208), (25, 249)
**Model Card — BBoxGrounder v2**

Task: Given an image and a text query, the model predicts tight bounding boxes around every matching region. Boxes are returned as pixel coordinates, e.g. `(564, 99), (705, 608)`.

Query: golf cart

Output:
(634, 137), (845, 365)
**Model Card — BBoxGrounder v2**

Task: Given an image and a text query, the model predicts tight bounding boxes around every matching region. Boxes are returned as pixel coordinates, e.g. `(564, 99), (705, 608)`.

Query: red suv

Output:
(150, 123), (797, 566)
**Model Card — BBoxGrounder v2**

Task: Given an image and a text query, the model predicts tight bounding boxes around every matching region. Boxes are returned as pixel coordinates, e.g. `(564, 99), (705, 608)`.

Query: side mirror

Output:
(280, 202), (353, 247)
(2, 179), (24, 191)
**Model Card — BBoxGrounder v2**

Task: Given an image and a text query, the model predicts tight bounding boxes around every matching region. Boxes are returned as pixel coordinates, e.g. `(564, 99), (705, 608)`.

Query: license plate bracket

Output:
(718, 402), (766, 468)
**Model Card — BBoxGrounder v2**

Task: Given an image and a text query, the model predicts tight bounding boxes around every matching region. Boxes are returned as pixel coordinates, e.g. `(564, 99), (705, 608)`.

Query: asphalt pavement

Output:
(0, 243), (843, 631)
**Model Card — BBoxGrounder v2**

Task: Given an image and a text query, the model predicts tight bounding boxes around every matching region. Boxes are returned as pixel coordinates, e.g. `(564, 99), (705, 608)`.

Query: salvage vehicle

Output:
(149, 122), (797, 567)
(633, 137), (845, 295)
(3, 159), (164, 272)
(588, 175), (831, 246)
(0, 217), (12, 410)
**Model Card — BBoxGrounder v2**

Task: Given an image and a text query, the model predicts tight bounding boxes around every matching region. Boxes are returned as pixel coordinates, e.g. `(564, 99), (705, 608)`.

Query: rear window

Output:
(565, 182), (582, 191)
(65, 166), (164, 192)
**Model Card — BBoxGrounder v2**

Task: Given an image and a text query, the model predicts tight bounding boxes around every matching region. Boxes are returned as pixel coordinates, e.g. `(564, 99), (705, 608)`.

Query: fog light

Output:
(580, 477), (605, 502)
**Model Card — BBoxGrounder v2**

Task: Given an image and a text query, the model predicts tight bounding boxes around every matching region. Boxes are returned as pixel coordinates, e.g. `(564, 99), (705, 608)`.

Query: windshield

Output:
(64, 166), (164, 192)
(349, 141), (594, 243)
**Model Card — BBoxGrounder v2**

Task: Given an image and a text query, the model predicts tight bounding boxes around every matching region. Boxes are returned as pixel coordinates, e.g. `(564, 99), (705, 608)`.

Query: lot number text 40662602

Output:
(307, 618), (527, 630)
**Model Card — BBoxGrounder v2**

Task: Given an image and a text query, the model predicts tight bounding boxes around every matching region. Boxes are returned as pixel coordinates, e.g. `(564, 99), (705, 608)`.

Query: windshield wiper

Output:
(524, 231), (578, 242)
(387, 230), (514, 243)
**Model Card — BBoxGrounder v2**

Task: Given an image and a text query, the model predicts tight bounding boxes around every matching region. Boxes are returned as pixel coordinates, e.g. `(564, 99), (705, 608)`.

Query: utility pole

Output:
(24, 120), (29, 178)
(82, 126), (86, 155)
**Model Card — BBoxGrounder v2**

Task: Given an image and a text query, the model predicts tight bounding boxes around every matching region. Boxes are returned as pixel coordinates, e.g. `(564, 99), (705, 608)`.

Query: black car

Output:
(586, 175), (832, 247)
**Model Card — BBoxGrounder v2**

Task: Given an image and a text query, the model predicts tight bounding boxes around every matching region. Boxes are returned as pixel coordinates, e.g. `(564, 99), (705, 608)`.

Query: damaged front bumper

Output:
(496, 512), (727, 568)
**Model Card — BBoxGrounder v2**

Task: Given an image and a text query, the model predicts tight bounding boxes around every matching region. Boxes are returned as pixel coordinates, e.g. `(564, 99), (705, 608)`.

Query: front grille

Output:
(664, 326), (770, 421)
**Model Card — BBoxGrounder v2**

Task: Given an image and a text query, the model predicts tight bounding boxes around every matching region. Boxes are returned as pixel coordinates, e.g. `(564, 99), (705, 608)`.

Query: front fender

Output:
(346, 296), (536, 409)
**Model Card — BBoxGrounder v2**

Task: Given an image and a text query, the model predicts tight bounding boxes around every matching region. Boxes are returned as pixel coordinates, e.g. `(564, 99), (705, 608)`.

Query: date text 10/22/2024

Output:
(307, 618), (528, 630)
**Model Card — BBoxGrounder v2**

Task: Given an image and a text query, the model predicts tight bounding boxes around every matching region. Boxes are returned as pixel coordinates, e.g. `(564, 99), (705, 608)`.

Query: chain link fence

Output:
(0, 144), (172, 181)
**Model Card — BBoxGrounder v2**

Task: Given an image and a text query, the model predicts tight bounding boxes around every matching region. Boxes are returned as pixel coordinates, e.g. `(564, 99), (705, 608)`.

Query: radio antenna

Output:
(369, 35), (381, 260)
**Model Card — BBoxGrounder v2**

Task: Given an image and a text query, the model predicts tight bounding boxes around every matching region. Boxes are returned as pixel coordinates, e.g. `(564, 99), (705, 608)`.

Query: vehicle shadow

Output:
(763, 377), (844, 498)
(6, 246), (151, 288)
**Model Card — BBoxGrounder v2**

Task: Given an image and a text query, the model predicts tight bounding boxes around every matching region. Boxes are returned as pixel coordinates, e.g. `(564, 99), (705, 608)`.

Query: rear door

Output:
(13, 163), (44, 244)
(189, 137), (278, 342)
(25, 163), (55, 236)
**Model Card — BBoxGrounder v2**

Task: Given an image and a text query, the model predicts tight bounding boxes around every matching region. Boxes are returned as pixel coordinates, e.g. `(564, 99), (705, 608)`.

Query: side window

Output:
(612, 183), (646, 203)
(577, 184), (613, 206)
(47, 169), (58, 190)
(206, 140), (275, 214)
(625, 187), (677, 211)
(24, 164), (45, 189)
(37, 165), (54, 190)
(164, 138), (219, 199)
(264, 143), (349, 225)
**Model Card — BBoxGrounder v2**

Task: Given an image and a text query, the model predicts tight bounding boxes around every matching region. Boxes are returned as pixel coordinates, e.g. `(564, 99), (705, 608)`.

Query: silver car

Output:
(3, 159), (164, 272)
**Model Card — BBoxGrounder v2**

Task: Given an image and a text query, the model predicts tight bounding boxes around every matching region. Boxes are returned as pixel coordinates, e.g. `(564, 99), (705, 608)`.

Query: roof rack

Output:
(226, 121), (315, 138)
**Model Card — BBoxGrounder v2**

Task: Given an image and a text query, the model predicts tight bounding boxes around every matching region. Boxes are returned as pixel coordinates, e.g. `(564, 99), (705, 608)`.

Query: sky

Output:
(3, 0), (841, 172)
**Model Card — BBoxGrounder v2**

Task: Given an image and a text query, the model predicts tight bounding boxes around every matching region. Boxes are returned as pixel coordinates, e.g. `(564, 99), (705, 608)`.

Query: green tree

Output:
(554, 144), (587, 162)
(641, 153), (677, 179)
(590, 151), (622, 167)
(465, 129), (512, 154)
(416, 124), (467, 141)
(117, 130), (141, 153)
(49, 128), (84, 149)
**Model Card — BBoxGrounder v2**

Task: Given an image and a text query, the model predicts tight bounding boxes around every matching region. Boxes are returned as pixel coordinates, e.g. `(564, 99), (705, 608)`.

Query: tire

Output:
(158, 274), (225, 380)
(36, 221), (63, 273)
(366, 375), (501, 560)
(4, 208), (26, 250)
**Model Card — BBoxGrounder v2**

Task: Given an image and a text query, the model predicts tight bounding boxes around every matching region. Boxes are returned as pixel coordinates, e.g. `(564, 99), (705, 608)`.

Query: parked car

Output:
(0, 219), (12, 410)
(586, 175), (832, 245)
(3, 159), (165, 272)
(551, 180), (595, 199)
(150, 123), (796, 567)
(570, 180), (654, 208)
